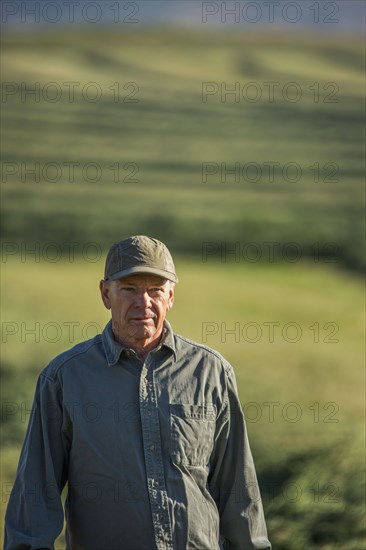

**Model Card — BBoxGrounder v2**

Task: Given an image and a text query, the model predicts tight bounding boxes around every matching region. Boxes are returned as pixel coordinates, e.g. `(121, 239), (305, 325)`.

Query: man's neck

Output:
(112, 325), (163, 363)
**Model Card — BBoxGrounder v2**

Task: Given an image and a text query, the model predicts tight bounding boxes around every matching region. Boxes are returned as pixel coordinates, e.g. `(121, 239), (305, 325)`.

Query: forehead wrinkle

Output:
(115, 274), (169, 287)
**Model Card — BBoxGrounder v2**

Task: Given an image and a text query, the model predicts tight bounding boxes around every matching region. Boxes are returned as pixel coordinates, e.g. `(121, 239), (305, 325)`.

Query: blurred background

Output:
(1, 1), (365, 548)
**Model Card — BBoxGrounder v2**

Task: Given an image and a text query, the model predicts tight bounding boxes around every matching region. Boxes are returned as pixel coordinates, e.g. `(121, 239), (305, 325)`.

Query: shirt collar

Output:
(102, 319), (176, 367)
(160, 320), (176, 358)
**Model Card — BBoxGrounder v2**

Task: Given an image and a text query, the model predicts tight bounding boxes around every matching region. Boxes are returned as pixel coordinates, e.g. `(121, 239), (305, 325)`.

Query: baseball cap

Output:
(104, 235), (178, 283)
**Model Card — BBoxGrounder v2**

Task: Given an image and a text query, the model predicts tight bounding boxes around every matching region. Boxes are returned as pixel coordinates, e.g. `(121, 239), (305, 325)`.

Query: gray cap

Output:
(104, 235), (178, 283)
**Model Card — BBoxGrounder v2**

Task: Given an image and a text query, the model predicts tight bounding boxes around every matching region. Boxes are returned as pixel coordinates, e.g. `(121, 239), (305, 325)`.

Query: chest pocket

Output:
(170, 404), (216, 468)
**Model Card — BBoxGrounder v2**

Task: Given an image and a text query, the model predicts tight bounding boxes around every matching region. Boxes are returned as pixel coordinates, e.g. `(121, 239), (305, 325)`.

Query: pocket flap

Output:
(170, 403), (216, 422)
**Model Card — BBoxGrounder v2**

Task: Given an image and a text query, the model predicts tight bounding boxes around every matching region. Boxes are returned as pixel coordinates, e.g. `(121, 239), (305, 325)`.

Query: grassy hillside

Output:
(1, 28), (365, 272)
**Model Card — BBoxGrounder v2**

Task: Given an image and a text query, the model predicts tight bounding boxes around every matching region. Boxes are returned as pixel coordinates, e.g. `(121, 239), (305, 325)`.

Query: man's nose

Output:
(135, 290), (151, 307)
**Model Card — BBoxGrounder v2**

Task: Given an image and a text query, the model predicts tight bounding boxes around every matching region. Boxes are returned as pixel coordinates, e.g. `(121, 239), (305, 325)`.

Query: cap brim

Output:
(107, 266), (178, 284)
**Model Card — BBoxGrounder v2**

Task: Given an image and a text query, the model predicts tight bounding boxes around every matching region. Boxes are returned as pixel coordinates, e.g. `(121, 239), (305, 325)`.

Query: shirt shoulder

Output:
(40, 334), (103, 382)
(173, 332), (234, 375)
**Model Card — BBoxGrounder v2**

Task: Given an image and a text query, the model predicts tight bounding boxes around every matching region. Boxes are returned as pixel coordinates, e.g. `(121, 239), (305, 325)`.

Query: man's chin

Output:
(127, 324), (156, 341)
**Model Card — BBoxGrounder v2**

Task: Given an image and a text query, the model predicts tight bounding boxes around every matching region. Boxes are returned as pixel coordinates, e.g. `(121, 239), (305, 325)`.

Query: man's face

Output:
(100, 273), (174, 348)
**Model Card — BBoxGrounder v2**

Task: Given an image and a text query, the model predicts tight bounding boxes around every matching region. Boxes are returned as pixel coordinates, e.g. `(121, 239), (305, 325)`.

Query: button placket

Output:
(139, 359), (173, 550)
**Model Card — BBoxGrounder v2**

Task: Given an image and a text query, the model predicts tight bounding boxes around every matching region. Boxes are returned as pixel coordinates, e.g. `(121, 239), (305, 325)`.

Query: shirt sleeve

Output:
(208, 363), (271, 550)
(4, 372), (70, 550)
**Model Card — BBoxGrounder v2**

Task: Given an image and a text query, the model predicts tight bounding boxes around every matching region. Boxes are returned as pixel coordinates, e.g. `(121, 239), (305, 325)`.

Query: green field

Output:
(1, 258), (364, 548)
(1, 28), (365, 271)
(1, 27), (365, 549)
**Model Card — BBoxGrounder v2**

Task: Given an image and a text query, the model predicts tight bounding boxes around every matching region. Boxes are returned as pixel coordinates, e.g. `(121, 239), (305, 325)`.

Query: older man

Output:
(4, 235), (271, 550)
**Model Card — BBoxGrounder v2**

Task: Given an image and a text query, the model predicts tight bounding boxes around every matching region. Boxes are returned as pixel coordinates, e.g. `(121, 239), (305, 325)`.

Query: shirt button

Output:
(150, 444), (155, 451)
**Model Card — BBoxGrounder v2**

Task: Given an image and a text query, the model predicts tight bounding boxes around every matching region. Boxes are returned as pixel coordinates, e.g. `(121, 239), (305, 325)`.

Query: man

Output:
(4, 235), (271, 549)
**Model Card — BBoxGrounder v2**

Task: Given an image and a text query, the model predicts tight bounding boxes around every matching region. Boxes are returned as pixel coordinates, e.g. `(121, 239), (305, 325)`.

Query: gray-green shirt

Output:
(5, 320), (271, 550)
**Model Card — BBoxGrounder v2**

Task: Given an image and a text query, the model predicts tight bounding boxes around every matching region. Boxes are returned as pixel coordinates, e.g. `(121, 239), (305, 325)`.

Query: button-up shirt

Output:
(4, 320), (271, 550)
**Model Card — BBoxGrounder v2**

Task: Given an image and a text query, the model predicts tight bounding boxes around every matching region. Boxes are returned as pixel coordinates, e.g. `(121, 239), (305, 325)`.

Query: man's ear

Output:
(99, 280), (111, 310)
(167, 286), (174, 311)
